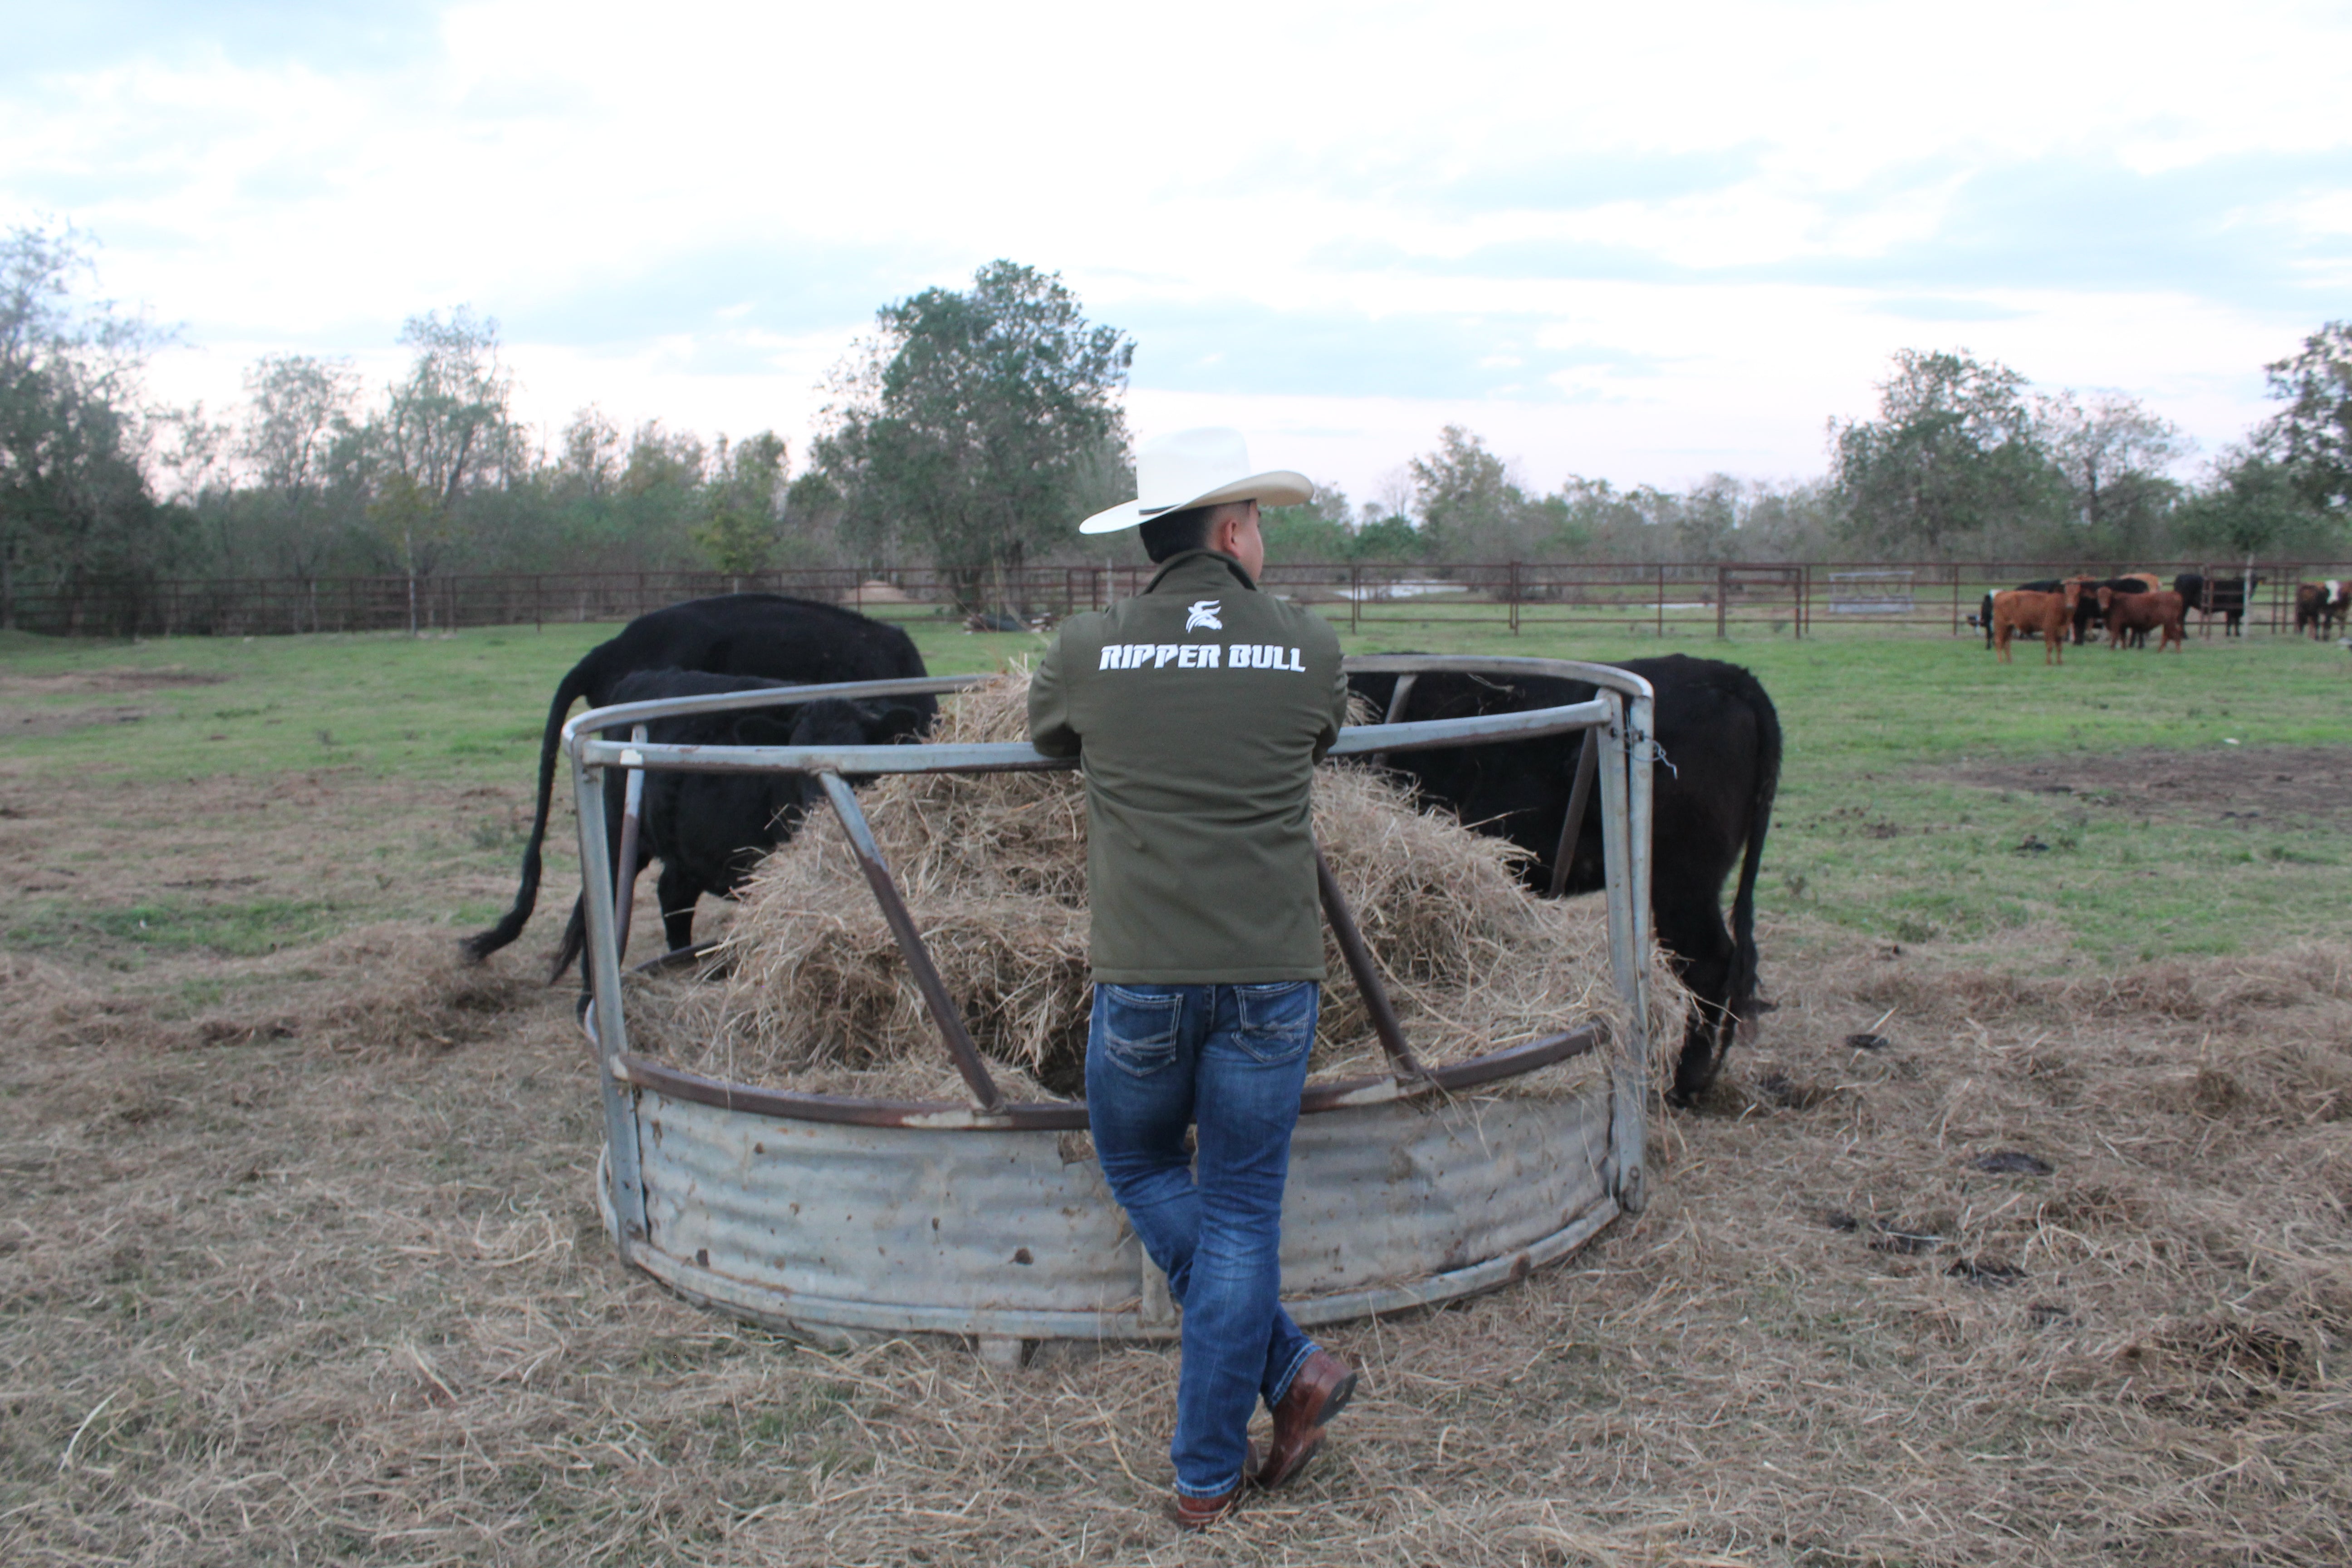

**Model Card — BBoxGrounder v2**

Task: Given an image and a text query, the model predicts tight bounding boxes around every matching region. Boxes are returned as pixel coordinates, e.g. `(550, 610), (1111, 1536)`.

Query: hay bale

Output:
(626, 673), (1681, 1100)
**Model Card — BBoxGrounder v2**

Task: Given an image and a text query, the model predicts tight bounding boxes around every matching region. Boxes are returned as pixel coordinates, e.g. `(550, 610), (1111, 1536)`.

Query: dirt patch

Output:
(0, 703), (151, 737)
(0, 666), (228, 697)
(1940, 744), (2352, 827)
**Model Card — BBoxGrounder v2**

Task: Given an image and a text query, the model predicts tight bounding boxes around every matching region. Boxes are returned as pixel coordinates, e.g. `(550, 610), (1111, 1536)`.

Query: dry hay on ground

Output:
(9, 906), (2352, 1564)
(623, 673), (1678, 1101)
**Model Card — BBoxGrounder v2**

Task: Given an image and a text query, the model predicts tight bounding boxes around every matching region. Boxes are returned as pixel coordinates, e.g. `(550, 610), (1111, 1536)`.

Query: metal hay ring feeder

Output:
(570, 656), (1656, 1352)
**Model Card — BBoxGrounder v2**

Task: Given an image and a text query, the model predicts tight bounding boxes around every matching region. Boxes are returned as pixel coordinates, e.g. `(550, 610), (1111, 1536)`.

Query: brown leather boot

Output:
(1255, 1348), (1358, 1490)
(1171, 1481), (1244, 1531)
(1170, 1441), (1260, 1531)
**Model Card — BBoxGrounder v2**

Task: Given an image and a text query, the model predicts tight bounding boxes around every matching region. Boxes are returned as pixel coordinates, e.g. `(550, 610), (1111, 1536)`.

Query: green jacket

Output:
(1029, 550), (1349, 984)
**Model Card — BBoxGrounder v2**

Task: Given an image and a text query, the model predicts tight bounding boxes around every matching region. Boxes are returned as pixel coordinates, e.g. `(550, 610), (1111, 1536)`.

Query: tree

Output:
(1667, 475), (1742, 564)
(1410, 426), (1517, 559)
(2175, 446), (2337, 559)
(692, 431), (790, 580)
(553, 405), (622, 500)
(811, 260), (1132, 603)
(1260, 481), (1355, 563)
(366, 307), (522, 630)
(0, 222), (174, 629)
(2036, 389), (2186, 556)
(1831, 349), (2059, 556)
(1406, 425), (1582, 559)
(240, 354), (361, 626)
(2259, 321), (2352, 515)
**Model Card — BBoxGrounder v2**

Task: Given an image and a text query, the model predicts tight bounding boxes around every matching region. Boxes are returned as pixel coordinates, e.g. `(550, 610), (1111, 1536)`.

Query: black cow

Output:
(461, 594), (935, 965)
(1349, 655), (1780, 1106)
(2174, 573), (2253, 637)
(1973, 579), (2063, 648)
(550, 671), (933, 981)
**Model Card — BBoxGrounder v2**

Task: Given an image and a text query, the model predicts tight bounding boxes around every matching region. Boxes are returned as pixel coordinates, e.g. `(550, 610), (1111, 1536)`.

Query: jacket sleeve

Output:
(1310, 625), (1348, 763)
(1028, 632), (1083, 759)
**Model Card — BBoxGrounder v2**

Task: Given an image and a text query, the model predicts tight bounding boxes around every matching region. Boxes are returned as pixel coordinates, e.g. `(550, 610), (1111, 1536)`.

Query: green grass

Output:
(7, 614), (2346, 970)
(4, 896), (340, 956)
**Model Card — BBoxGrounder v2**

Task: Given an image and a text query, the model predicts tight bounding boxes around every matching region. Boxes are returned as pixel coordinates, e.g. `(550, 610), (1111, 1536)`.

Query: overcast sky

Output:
(7, 0), (2349, 505)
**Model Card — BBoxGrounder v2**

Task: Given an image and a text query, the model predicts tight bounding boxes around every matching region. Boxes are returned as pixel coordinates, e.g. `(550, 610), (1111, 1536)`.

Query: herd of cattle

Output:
(459, 593), (1779, 1107)
(1971, 572), (2351, 664)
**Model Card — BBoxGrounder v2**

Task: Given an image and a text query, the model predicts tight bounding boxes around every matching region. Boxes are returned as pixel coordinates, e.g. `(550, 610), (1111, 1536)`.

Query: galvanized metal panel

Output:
(1278, 1090), (1612, 1294)
(625, 1073), (1614, 1341)
(639, 1100), (1142, 1314)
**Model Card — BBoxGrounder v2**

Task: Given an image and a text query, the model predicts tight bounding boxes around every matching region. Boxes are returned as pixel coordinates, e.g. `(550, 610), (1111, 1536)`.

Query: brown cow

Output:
(1993, 583), (2078, 664)
(2099, 586), (2185, 652)
(2294, 581), (2348, 640)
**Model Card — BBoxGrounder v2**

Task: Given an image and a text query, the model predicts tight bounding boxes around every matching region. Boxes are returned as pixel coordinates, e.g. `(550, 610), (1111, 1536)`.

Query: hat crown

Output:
(1076, 426), (1310, 534)
(1138, 428), (1255, 516)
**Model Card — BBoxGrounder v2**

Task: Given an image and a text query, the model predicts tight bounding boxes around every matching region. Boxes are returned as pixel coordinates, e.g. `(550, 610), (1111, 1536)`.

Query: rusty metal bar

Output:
(1380, 672), (1420, 726)
(1315, 847), (1424, 1082)
(603, 1023), (1601, 1132)
(1369, 671), (1421, 769)
(815, 770), (1004, 1112)
(1546, 730), (1599, 899)
(611, 723), (648, 962)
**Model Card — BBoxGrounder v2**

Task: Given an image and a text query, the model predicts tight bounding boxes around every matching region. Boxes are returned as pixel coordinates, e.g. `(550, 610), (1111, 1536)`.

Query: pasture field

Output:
(3, 617), (2349, 1566)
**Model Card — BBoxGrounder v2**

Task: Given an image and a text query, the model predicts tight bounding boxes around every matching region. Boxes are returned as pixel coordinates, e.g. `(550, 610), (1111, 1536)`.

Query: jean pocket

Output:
(1100, 985), (1182, 1076)
(1234, 981), (1317, 1064)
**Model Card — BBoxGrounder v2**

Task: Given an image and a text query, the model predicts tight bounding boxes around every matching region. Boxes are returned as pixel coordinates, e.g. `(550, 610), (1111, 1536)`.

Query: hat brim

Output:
(1078, 469), (1315, 535)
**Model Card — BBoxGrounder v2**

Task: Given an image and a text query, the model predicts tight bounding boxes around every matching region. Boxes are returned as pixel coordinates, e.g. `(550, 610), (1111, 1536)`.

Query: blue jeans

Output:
(1086, 980), (1322, 1498)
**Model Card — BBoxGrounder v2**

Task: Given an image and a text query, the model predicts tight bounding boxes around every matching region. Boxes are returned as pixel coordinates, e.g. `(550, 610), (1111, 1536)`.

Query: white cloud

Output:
(10, 0), (2350, 501)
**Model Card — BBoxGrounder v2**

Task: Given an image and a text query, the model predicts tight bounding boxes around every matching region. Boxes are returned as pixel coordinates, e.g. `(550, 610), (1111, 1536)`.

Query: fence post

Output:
(1716, 565), (1728, 639)
(1350, 564), (1361, 635)
(1508, 561), (1520, 634)
(1656, 564), (1666, 638)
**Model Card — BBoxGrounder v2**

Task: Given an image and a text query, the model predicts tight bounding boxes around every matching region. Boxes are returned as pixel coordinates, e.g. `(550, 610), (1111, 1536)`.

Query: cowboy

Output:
(1029, 428), (1361, 1530)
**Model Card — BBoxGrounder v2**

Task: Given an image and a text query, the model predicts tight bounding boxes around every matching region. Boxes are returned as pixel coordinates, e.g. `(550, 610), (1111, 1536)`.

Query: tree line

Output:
(5, 218), (2348, 632)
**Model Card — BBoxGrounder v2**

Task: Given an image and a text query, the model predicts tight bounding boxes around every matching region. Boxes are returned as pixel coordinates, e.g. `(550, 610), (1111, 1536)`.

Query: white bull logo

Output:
(1185, 599), (1223, 632)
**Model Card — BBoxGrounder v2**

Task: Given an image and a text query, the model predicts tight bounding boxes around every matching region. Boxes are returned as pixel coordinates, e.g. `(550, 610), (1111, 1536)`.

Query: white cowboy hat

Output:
(1078, 427), (1313, 536)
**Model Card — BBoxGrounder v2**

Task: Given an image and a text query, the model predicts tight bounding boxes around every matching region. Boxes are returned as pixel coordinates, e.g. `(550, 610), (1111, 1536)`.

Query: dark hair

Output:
(1138, 504), (1215, 563)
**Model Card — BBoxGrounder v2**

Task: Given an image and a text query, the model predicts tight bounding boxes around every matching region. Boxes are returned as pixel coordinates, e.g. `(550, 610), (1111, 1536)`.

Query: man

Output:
(1029, 427), (1361, 1530)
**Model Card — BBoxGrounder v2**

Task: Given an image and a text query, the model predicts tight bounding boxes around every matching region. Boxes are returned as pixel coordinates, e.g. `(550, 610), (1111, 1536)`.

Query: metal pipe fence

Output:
(7, 559), (2344, 640)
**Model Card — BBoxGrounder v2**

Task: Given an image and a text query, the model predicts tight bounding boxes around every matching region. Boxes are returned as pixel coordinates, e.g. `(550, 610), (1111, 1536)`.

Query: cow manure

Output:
(1950, 1258), (2027, 1286)
(1970, 1149), (2053, 1176)
(1843, 1032), (1891, 1052)
(1818, 1209), (1860, 1232)
(1868, 1224), (1944, 1255)
(2015, 836), (2051, 853)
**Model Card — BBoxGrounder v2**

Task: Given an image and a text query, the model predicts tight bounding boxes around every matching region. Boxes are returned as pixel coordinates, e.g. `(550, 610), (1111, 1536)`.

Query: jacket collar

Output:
(1143, 549), (1259, 596)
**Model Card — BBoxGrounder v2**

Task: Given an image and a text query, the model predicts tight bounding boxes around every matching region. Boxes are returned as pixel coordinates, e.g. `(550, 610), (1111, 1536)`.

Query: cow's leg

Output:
(655, 862), (701, 952)
(1654, 889), (1740, 1106)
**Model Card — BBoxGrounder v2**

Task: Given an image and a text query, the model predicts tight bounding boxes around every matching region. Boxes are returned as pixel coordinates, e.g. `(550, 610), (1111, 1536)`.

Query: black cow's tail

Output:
(549, 897), (589, 984)
(458, 650), (602, 963)
(1727, 675), (1783, 1030)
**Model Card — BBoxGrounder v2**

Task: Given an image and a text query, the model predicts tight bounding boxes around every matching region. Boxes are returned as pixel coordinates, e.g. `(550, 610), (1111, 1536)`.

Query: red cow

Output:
(1992, 584), (2078, 664)
(2099, 587), (2185, 652)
